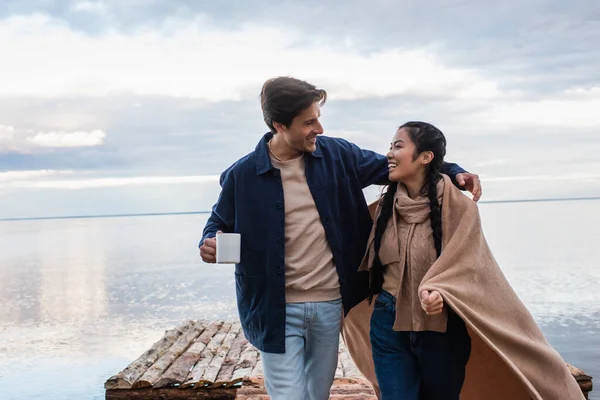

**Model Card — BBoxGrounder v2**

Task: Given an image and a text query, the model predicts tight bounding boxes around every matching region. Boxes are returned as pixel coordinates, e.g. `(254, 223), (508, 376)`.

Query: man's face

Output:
(278, 101), (324, 153)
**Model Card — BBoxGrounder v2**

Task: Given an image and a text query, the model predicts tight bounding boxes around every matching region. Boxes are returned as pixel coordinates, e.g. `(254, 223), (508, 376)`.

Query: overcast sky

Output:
(1, 0), (599, 219)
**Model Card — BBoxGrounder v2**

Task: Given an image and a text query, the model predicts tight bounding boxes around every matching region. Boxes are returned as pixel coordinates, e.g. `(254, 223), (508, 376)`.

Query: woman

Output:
(343, 122), (584, 400)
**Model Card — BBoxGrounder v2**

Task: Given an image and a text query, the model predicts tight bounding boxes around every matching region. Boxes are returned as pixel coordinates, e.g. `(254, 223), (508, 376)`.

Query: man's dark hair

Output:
(260, 77), (327, 133)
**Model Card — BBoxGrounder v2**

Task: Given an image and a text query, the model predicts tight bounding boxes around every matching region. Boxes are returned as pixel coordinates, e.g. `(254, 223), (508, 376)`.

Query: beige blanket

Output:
(342, 175), (584, 400)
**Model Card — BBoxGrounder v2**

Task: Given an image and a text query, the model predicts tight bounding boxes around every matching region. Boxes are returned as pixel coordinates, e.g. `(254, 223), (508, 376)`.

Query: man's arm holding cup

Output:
(200, 231), (221, 263)
(199, 169), (235, 264)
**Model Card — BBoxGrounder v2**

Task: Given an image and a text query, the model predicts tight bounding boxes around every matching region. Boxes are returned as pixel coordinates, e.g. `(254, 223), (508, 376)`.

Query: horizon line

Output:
(0, 196), (600, 222)
(0, 211), (211, 222)
(1, 196), (599, 222)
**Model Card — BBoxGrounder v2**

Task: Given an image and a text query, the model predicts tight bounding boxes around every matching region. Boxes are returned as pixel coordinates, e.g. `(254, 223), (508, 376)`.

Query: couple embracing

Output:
(199, 77), (583, 400)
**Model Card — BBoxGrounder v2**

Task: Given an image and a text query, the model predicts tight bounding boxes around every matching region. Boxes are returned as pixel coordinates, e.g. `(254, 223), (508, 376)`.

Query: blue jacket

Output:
(200, 132), (466, 353)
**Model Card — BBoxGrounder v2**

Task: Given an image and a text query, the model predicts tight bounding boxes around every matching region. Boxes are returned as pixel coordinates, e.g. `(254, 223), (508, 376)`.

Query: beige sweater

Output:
(270, 153), (341, 303)
(359, 180), (447, 332)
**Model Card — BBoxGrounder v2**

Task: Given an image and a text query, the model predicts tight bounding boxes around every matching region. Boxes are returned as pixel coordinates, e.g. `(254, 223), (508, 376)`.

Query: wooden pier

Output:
(105, 320), (593, 399)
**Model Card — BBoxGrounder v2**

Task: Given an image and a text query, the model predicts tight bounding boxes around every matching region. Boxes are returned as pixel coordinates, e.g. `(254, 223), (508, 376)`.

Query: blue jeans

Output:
(261, 298), (343, 400)
(370, 290), (471, 400)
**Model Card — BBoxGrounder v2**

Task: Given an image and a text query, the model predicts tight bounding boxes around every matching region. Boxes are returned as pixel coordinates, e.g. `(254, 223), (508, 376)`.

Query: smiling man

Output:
(199, 76), (481, 400)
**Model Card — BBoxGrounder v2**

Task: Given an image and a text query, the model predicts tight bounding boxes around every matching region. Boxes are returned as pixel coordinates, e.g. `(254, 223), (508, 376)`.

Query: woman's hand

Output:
(421, 290), (444, 315)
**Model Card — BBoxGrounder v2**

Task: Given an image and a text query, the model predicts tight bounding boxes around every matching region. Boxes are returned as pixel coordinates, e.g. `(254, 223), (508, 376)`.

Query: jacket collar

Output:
(255, 132), (323, 175)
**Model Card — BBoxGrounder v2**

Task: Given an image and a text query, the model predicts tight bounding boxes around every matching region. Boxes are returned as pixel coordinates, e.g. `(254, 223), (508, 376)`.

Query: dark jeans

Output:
(370, 290), (471, 400)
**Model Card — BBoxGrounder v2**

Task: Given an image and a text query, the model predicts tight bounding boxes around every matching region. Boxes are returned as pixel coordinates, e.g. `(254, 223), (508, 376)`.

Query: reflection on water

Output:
(0, 215), (238, 400)
(0, 202), (598, 400)
(39, 222), (108, 323)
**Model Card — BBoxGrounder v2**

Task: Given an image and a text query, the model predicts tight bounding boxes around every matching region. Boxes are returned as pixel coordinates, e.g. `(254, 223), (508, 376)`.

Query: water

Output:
(0, 200), (598, 399)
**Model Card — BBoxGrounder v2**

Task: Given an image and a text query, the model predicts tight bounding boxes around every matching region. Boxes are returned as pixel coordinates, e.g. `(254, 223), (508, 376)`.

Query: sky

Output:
(1, 0), (599, 219)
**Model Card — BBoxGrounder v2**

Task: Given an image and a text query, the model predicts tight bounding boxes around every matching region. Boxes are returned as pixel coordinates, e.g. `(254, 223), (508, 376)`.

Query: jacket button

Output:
(272, 170), (280, 177)
(276, 237), (283, 244)
(276, 203), (283, 210)
(277, 269), (283, 275)
(278, 303), (284, 308)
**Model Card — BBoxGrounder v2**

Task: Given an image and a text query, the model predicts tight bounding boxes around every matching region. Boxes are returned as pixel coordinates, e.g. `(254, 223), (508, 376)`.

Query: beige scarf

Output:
(360, 180), (448, 332)
(342, 174), (585, 400)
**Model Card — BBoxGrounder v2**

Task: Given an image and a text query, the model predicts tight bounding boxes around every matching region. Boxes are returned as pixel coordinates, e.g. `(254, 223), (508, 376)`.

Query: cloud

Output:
(72, 1), (106, 13)
(5, 1), (598, 94)
(0, 125), (19, 151)
(0, 124), (15, 136)
(475, 159), (507, 167)
(0, 123), (106, 152)
(2, 173), (220, 189)
(0, 14), (506, 102)
(0, 96), (265, 175)
(26, 129), (106, 147)
(0, 171), (223, 219)
(1, 2), (599, 219)
(471, 89), (600, 128)
(0, 169), (74, 182)
(325, 129), (368, 140)
(481, 173), (600, 183)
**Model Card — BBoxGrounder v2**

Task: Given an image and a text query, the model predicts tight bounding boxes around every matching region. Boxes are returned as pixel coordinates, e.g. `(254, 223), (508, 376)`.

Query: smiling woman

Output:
(348, 121), (588, 400)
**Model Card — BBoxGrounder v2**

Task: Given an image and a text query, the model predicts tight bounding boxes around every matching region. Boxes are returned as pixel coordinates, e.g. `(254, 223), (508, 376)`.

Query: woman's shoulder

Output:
(367, 197), (385, 221)
(442, 174), (479, 215)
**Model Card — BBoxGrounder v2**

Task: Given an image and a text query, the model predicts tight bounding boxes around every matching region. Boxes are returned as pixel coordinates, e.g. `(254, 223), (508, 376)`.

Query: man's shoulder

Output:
(318, 135), (353, 149)
(232, 151), (257, 169)
(221, 151), (257, 178)
(316, 136), (357, 159)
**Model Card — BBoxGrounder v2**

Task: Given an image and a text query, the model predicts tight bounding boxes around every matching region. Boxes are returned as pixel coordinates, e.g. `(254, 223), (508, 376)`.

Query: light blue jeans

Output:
(261, 298), (343, 400)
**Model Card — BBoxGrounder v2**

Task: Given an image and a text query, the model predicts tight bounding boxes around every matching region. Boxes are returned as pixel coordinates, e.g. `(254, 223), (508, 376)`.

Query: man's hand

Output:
(200, 231), (222, 263)
(456, 172), (482, 202)
(421, 290), (444, 315)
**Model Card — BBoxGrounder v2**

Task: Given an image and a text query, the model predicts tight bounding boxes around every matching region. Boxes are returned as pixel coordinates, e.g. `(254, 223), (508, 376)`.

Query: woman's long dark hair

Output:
(368, 121), (447, 302)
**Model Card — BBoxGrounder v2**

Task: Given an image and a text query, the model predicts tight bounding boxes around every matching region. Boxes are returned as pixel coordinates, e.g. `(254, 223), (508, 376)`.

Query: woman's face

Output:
(387, 127), (428, 183)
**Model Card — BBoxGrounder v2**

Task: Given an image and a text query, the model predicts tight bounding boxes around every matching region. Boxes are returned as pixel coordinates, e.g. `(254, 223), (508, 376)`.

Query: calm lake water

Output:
(0, 200), (598, 399)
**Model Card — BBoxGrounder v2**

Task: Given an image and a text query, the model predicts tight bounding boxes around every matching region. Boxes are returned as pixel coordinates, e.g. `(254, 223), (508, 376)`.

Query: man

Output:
(199, 77), (481, 400)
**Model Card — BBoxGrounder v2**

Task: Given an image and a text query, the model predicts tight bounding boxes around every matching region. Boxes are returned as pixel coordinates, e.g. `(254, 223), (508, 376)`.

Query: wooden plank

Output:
(236, 377), (268, 399)
(566, 363), (593, 398)
(198, 322), (235, 386)
(152, 321), (210, 388)
(579, 380), (592, 395)
(154, 320), (223, 388)
(202, 322), (239, 387)
(182, 321), (230, 388)
(176, 321), (225, 388)
(230, 342), (259, 385)
(105, 321), (194, 389)
(211, 323), (246, 387)
(249, 350), (263, 378)
(567, 363), (593, 382)
(134, 321), (205, 388)
(105, 320), (594, 400)
(106, 387), (238, 400)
